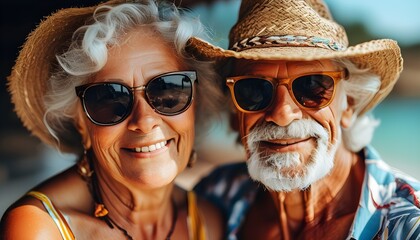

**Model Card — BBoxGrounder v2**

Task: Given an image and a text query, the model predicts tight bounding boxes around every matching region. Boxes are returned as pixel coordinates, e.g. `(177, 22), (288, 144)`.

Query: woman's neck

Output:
(93, 168), (177, 239)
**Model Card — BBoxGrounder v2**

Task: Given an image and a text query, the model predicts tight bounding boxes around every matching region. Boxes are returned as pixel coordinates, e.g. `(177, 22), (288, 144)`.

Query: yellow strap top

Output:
(27, 190), (206, 240)
(27, 191), (75, 240)
(187, 191), (207, 240)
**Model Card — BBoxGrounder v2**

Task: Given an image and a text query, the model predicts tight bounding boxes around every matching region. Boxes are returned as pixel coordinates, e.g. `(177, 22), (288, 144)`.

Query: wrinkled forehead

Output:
(230, 59), (340, 76)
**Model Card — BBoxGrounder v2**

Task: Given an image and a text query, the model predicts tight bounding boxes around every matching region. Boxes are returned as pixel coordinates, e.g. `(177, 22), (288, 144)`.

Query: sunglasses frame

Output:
(226, 70), (348, 113)
(75, 70), (197, 126)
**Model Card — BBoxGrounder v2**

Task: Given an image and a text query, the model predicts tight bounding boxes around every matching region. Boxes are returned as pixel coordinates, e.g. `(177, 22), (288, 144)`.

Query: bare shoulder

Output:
(196, 194), (225, 240)
(31, 166), (92, 211)
(0, 166), (91, 239)
(0, 198), (63, 240)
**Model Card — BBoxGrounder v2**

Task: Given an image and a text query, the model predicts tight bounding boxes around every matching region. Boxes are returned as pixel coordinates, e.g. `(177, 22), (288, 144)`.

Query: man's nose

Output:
(264, 85), (302, 126)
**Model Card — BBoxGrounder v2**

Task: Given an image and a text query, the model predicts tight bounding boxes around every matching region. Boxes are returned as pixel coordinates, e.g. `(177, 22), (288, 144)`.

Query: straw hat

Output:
(7, 0), (130, 153)
(188, 0), (403, 115)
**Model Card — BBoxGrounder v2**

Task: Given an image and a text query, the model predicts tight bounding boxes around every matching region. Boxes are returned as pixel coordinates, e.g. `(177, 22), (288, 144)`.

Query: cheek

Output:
(168, 108), (195, 164)
(88, 125), (123, 166)
(89, 126), (122, 148)
(180, 118), (195, 149)
(310, 104), (343, 145)
(240, 112), (264, 154)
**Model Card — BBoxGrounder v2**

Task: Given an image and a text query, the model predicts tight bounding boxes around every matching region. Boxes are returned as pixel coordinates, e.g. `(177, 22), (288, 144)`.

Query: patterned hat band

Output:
(230, 35), (346, 52)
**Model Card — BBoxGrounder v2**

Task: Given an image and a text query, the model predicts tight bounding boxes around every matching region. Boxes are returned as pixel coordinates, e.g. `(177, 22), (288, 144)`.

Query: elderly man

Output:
(189, 0), (420, 239)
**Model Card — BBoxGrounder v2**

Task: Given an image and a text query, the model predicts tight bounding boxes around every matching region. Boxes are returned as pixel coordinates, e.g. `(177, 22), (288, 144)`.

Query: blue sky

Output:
(192, 0), (420, 47)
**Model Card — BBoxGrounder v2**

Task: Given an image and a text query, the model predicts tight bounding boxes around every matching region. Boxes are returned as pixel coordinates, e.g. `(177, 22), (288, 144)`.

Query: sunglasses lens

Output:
(83, 83), (132, 124)
(234, 78), (273, 111)
(292, 74), (335, 108)
(147, 74), (193, 115)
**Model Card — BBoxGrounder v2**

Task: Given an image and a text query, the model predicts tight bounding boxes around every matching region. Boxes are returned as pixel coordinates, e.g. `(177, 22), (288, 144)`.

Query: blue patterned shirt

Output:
(195, 146), (420, 240)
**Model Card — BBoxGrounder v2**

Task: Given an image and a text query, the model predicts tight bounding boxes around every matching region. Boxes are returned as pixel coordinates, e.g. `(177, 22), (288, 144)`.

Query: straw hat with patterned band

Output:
(7, 0), (151, 153)
(188, 0), (403, 116)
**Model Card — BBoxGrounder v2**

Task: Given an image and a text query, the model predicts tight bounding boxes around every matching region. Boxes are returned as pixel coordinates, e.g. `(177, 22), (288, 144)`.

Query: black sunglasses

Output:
(75, 71), (197, 126)
(226, 70), (348, 113)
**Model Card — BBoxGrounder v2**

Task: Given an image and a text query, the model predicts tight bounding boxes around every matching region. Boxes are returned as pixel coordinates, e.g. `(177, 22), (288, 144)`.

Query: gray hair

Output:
(44, 0), (222, 154)
(337, 59), (381, 152)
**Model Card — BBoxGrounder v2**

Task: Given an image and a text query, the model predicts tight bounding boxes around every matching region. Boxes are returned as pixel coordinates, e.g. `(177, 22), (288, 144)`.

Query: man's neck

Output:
(269, 144), (364, 237)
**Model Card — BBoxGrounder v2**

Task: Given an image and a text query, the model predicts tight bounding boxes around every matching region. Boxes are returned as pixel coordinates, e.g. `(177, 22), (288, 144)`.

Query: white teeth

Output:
(149, 144), (156, 151)
(134, 140), (167, 153)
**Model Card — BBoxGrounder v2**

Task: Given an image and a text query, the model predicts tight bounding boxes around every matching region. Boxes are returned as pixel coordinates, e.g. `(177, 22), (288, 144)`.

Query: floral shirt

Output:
(194, 146), (420, 240)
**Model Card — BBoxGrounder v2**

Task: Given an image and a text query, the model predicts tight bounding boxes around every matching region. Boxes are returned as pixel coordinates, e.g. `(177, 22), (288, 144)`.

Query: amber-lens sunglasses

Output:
(226, 70), (348, 113)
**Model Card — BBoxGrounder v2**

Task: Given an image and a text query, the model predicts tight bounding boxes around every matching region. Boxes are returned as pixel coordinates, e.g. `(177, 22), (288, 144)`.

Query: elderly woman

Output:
(0, 0), (223, 239)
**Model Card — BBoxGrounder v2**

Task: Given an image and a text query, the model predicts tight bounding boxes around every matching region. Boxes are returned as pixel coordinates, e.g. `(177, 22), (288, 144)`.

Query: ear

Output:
(341, 97), (355, 129)
(75, 105), (92, 149)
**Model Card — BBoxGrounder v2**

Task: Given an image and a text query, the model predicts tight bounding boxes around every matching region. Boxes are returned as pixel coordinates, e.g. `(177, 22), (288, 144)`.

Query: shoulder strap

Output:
(187, 191), (207, 240)
(27, 191), (75, 240)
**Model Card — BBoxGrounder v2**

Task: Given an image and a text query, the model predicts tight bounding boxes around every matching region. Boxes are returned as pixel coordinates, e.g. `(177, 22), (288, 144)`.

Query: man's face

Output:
(230, 59), (352, 191)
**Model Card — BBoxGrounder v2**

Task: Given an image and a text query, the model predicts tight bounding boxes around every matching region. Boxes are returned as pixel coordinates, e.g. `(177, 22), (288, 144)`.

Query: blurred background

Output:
(1, 0), (419, 217)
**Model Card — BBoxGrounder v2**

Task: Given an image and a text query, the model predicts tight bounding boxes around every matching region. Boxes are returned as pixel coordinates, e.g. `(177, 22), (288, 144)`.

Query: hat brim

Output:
(188, 37), (403, 115)
(8, 6), (99, 153)
(8, 1), (143, 153)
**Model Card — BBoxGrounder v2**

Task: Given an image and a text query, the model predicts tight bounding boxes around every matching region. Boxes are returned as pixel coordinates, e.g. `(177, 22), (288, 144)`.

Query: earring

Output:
(77, 149), (93, 181)
(187, 150), (197, 168)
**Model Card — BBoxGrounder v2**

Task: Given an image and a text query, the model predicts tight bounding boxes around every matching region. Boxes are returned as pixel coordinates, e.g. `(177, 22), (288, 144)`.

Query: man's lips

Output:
(259, 137), (312, 152)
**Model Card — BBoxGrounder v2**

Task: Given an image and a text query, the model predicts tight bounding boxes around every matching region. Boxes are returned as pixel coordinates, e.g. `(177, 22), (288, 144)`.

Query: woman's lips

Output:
(133, 140), (167, 153)
(123, 139), (171, 157)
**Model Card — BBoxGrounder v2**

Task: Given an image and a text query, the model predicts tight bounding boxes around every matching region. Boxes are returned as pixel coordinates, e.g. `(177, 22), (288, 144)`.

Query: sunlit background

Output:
(1, 0), (419, 217)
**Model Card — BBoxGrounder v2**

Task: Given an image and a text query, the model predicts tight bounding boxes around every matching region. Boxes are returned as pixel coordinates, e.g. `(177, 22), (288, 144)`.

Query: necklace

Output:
(79, 156), (178, 240)
(91, 172), (178, 240)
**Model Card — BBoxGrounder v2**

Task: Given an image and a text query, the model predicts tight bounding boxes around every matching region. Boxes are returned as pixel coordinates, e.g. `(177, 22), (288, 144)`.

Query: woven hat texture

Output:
(8, 0), (127, 152)
(188, 0), (403, 115)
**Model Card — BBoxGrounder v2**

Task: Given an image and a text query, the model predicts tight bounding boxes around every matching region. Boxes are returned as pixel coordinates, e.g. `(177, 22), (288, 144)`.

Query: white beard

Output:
(246, 119), (339, 192)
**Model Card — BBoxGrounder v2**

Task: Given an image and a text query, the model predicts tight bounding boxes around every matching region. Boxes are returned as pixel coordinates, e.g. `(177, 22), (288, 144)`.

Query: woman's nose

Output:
(127, 95), (162, 133)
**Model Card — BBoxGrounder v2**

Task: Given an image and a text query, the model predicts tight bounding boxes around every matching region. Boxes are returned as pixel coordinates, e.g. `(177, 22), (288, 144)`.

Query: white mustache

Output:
(247, 119), (329, 144)
(245, 119), (335, 191)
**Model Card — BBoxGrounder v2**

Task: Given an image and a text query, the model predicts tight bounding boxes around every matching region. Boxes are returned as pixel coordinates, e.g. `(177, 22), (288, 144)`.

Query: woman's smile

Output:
(123, 139), (172, 158)
(134, 140), (168, 153)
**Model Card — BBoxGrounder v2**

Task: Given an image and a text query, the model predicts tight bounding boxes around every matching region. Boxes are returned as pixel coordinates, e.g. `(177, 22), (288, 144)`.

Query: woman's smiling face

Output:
(77, 30), (195, 189)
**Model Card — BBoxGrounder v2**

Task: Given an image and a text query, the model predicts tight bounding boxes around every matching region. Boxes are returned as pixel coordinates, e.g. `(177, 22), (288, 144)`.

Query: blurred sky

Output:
(325, 0), (420, 46)
(191, 0), (420, 47)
